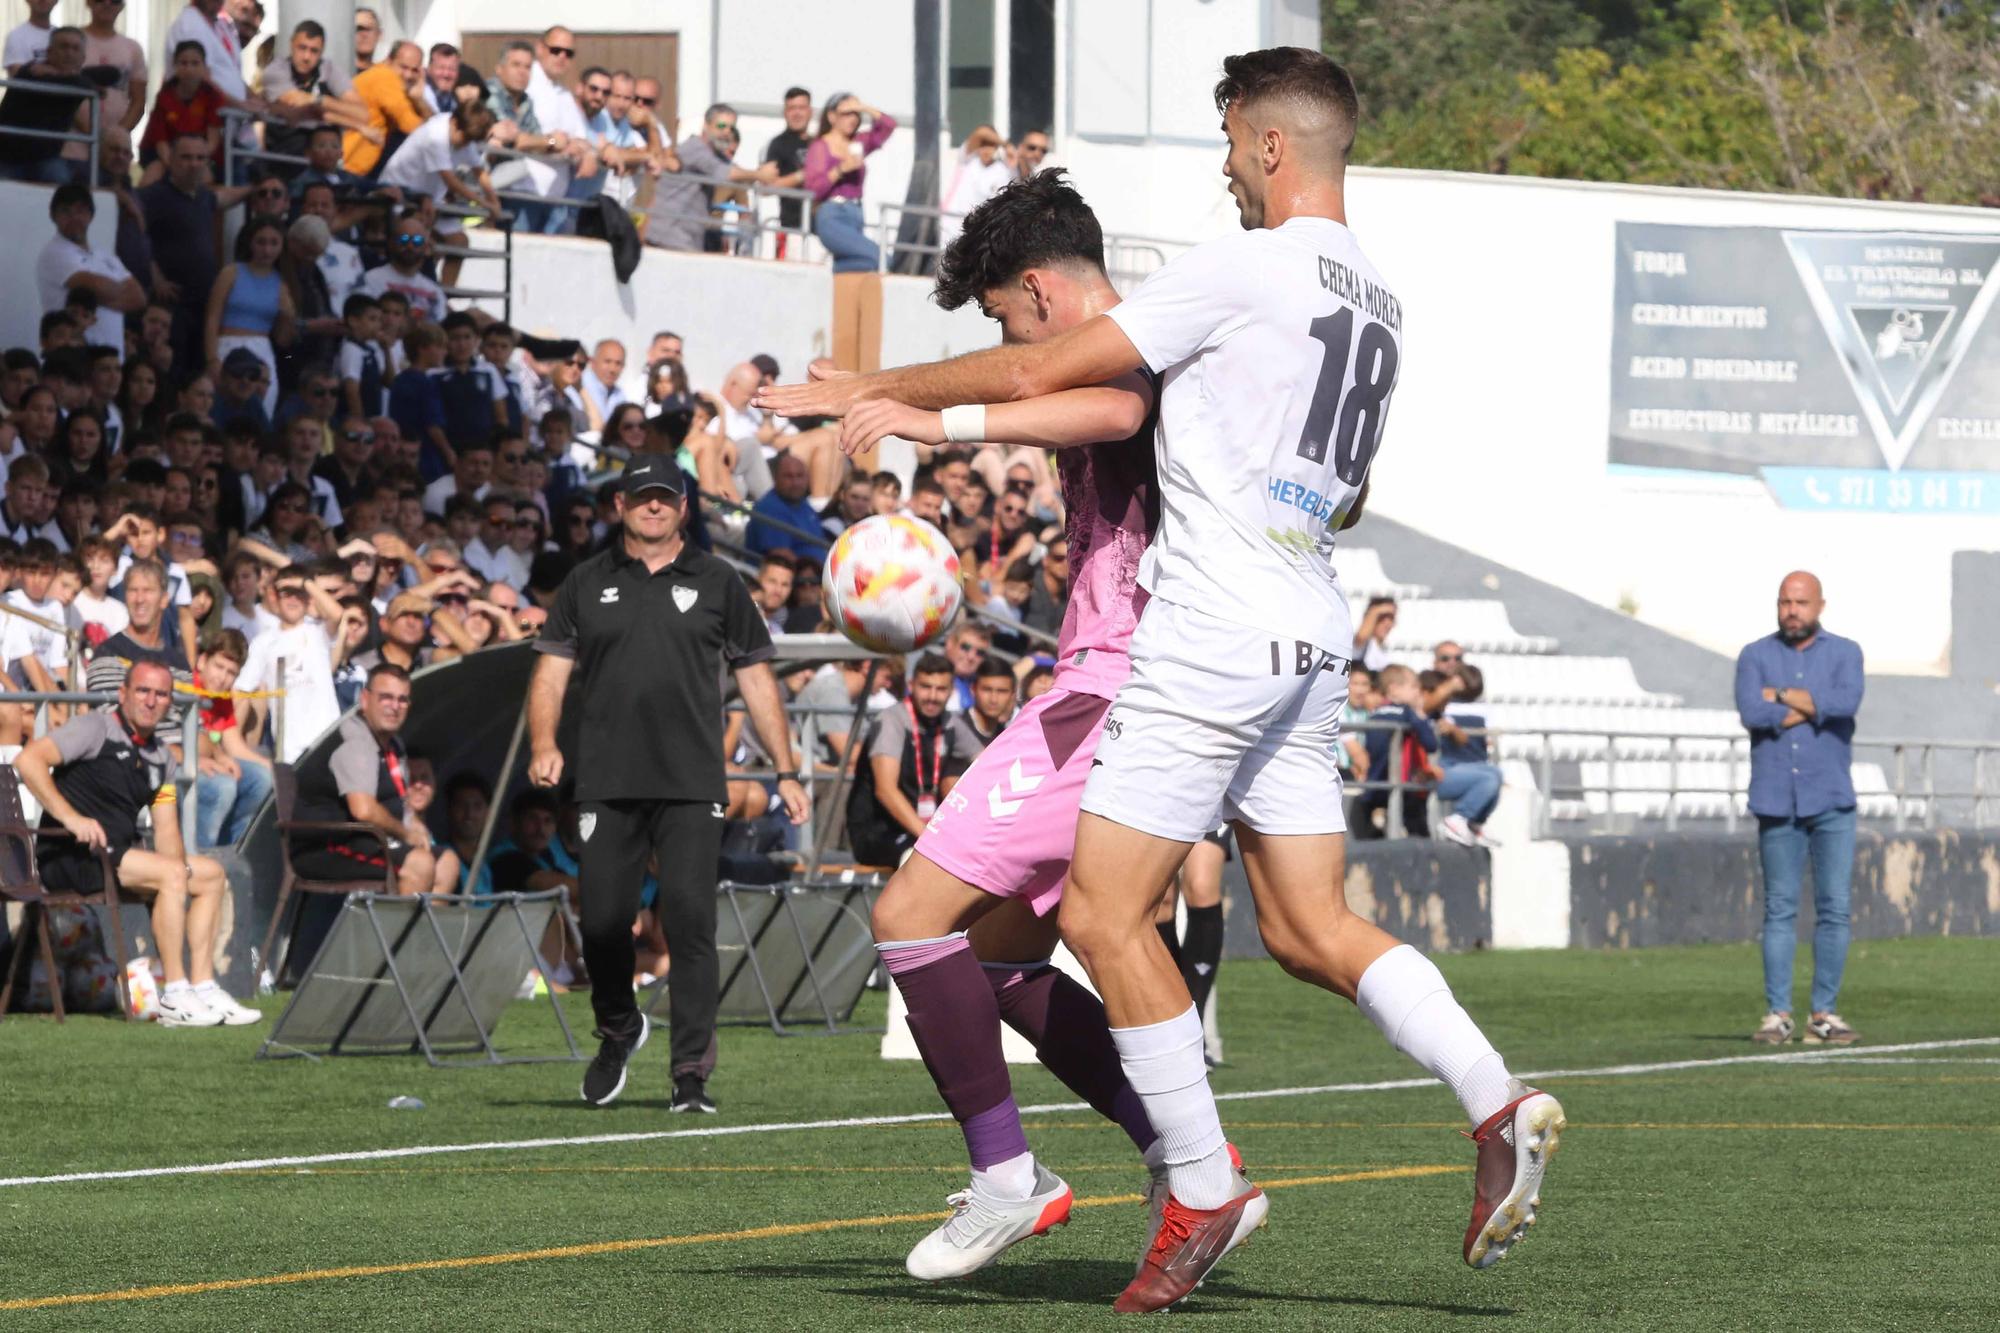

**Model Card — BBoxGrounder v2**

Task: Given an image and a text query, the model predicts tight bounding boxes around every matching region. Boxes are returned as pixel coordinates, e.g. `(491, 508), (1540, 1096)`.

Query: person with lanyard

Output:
(528, 457), (808, 1114)
(844, 651), (969, 868)
(287, 661), (447, 897)
(13, 659), (262, 1027)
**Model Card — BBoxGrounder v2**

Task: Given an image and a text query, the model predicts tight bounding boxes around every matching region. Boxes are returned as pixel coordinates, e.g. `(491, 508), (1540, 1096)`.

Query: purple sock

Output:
(988, 961), (1158, 1154)
(880, 935), (1029, 1170)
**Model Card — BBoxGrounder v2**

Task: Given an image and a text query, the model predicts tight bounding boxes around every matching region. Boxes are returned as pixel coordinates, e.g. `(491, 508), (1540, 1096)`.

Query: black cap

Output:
(619, 457), (684, 498)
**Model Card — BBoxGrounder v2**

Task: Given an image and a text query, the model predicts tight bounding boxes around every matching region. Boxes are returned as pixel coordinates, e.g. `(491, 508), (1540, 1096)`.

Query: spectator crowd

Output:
(2, 4), (1078, 945)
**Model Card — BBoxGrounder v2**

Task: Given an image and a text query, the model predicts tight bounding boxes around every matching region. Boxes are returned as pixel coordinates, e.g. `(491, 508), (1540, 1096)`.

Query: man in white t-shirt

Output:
(238, 567), (340, 764)
(358, 218), (447, 324)
(2, 0), (56, 74)
(521, 25), (596, 233)
(36, 184), (144, 350)
(2, 539), (72, 692)
(762, 50), (1560, 1312)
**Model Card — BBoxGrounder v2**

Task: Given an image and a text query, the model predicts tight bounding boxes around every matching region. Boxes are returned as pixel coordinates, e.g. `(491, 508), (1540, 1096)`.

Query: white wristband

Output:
(940, 404), (987, 444)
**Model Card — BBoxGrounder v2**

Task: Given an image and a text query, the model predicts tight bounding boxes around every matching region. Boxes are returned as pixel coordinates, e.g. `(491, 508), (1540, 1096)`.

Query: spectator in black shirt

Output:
(13, 659), (260, 1026)
(139, 134), (251, 378)
(1022, 536), (1069, 639)
(0, 24), (94, 185)
(845, 652), (968, 867)
(761, 86), (812, 243)
(288, 661), (444, 895)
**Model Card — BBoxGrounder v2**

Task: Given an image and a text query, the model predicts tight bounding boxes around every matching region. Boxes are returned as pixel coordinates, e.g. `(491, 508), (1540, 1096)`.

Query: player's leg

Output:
(871, 854), (1023, 1177)
(969, 898), (1157, 1157)
(576, 800), (655, 1105)
(1151, 880), (1185, 969)
(1230, 660), (1563, 1268)
(874, 853), (1074, 1280)
(1177, 835), (1226, 1017)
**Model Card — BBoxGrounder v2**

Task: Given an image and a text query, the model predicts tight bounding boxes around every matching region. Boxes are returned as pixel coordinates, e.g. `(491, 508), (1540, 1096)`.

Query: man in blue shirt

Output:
(1734, 571), (1865, 1047)
(743, 452), (823, 563)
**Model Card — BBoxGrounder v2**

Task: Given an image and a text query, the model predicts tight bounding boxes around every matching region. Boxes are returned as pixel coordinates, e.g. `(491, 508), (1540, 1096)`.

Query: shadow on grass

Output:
(703, 1258), (1518, 1318)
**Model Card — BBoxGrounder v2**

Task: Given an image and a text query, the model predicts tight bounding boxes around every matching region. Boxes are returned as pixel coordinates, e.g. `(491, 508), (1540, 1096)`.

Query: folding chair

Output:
(0, 768), (131, 1023)
(260, 763), (398, 987)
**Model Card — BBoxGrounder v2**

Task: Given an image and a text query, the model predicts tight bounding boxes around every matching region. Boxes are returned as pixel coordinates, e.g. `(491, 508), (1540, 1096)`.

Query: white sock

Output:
(1356, 945), (1515, 1126)
(1112, 1006), (1235, 1209)
(163, 980), (192, 997)
(972, 1150), (1039, 1201)
(194, 980), (222, 996)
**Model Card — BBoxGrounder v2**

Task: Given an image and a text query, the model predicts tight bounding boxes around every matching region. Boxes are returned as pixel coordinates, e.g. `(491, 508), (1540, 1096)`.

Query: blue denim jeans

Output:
(813, 199), (879, 273)
(1756, 805), (1856, 1014)
(194, 759), (274, 850)
(1435, 761), (1502, 824)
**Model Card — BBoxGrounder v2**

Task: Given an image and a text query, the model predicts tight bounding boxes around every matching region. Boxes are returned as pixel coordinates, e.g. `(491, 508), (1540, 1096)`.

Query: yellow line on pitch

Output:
(0, 1165), (1463, 1313)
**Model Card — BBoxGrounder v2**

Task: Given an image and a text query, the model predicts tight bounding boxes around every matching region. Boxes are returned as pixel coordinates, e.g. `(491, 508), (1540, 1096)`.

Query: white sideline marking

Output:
(3, 1036), (1993, 1190)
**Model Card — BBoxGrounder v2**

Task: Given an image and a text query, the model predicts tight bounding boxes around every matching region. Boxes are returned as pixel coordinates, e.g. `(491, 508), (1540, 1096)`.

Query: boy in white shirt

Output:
(239, 568), (342, 765)
(69, 536), (129, 644)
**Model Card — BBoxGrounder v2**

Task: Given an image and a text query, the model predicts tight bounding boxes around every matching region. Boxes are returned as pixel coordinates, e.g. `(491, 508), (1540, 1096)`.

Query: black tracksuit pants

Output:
(577, 798), (724, 1077)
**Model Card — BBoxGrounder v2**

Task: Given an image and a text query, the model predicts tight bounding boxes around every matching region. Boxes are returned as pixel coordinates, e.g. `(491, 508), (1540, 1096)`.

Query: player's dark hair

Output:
(933, 168), (1105, 312)
(912, 651), (953, 679)
(1213, 46), (1360, 160)
(973, 655), (1014, 685)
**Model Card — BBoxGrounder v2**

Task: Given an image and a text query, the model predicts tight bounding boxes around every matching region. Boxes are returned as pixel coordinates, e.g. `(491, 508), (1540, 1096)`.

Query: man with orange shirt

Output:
(342, 39), (425, 177)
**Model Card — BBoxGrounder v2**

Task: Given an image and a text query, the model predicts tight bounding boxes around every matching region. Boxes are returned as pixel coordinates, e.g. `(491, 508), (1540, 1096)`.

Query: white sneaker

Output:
(1438, 813), (1477, 847)
(195, 986), (263, 1026)
(1471, 824), (1503, 848)
(905, 1164), (1072, 1281)
(156, 989), (223, 1028)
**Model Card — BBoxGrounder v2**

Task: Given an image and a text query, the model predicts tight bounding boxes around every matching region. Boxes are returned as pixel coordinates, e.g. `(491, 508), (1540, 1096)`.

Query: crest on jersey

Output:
(673, 586), (698, 613)
(578, 811), (596, 842)
(1782, 230), (2000, 471)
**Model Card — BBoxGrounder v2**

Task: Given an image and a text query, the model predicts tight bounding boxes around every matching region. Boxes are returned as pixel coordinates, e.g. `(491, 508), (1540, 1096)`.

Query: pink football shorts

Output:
(912, 686), (1112, 917)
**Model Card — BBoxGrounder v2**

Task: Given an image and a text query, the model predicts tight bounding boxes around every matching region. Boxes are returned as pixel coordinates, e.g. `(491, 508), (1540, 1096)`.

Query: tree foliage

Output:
(1327, 1), (2000, 205)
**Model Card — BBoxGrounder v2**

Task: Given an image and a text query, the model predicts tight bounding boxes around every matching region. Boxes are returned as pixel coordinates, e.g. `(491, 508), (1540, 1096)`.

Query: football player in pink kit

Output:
(843, 171), (1172, 1282)
(768, 50), (1563, 1314)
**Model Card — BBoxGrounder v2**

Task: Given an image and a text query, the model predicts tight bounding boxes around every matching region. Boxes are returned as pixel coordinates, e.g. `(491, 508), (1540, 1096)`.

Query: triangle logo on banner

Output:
(1781, 230), (2000, 471)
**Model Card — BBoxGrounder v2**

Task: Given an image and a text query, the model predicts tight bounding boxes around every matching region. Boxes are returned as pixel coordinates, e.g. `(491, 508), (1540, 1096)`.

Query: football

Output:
(824, 514), (964, 653)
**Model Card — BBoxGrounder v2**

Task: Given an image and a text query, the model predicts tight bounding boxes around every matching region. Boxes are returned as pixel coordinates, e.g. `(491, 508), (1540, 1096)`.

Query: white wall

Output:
(481, 233), (831, 398)
(1338, 170), (2000, 674)
(0, 183), (121, 351)
(876, 272), (994, 368)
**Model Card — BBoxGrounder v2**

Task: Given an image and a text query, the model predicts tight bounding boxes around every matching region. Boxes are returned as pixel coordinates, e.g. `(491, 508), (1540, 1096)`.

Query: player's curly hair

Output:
(1213, 47), (1359, 160)
(932, 168), (1105, 312)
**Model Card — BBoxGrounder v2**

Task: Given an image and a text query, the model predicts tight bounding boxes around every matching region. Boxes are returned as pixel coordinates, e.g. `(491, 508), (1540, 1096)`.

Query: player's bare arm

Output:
(839, 372), (1154, 456)
(756, 315), (1144, 420)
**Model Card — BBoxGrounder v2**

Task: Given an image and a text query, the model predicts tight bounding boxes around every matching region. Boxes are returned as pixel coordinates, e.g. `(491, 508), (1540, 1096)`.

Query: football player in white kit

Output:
(765, 47), (1564, 1314)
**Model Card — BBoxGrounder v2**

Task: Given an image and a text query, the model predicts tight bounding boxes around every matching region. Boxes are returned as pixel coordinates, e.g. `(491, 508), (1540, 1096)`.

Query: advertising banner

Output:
(1609, 222), (2000, 513)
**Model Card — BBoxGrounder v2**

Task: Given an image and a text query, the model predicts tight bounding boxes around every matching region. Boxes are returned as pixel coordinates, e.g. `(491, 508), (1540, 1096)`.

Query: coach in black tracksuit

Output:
(528, 457), (808, 1113)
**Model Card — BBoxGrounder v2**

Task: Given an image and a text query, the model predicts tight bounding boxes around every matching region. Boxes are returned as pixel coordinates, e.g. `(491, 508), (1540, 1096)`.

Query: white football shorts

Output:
(1080, 597), (1351, 843)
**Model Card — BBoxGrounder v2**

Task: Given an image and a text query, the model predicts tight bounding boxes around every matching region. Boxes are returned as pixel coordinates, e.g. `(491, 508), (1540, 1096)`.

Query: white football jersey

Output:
(1106, 216), (1402, 657)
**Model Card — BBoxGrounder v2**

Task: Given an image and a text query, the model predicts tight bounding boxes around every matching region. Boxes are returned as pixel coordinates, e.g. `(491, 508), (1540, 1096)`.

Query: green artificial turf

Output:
(1, 936), (1995, 1330)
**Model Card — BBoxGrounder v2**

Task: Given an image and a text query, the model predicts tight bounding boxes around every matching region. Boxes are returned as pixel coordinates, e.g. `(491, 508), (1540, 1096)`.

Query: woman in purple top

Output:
(804, 92), (896, 273)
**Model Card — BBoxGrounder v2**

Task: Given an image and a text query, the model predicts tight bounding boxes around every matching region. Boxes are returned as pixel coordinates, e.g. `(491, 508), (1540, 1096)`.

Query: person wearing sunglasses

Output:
(804, 91), (896, 272)
(495, 26), (597, 237)
(15, 658), (261, 1026)
(643, 101), (779, 255)
(356, 206), (446, 325)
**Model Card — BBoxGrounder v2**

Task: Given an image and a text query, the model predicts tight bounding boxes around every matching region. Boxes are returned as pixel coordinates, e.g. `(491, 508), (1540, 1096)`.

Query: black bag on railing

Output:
(591, 197), (642, 284)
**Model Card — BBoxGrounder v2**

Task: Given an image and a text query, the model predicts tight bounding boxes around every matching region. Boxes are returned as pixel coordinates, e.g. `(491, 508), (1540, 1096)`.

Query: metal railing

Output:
(1346, 720), (1999, 840)
(0, 74), (101, 185)
(222, 107), (516, 322)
